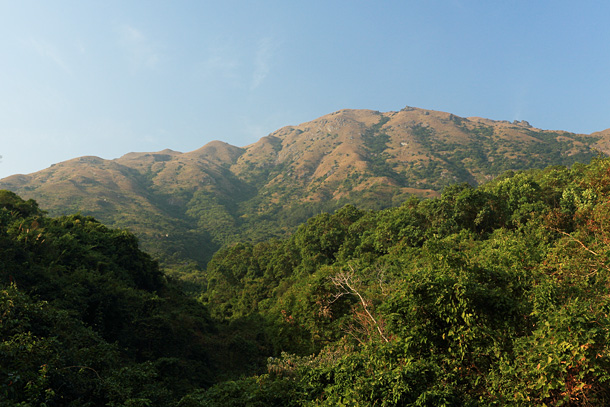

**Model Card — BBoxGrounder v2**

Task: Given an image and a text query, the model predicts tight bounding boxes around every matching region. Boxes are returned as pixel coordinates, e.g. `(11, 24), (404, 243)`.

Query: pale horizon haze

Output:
(1, 1), (609, 178)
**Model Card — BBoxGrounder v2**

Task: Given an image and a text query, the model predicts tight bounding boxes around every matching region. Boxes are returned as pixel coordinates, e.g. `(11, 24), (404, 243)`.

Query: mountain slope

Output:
(1, 106), (608, 270)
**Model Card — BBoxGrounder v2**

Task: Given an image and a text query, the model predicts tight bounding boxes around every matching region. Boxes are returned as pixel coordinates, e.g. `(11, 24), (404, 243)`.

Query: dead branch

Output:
(329, 264), (389, 343)
(551, 228), (599, 256)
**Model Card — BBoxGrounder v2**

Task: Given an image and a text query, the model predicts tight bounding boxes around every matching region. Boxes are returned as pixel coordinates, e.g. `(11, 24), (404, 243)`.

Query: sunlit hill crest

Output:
(1, 106), (608, 268)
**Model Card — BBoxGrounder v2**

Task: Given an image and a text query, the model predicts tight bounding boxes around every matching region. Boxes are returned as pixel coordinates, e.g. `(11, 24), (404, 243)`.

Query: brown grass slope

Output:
(1, 106), (608, 268)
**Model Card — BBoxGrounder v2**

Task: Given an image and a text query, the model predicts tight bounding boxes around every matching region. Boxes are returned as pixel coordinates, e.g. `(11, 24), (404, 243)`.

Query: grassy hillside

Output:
(1, 107), (608, 274)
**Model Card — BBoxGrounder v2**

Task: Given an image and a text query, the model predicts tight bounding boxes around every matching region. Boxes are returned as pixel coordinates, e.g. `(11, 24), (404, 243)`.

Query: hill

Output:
(1, 107), (608, 271)
(5, 155), (610, 405)
(185, 157), (610, 405)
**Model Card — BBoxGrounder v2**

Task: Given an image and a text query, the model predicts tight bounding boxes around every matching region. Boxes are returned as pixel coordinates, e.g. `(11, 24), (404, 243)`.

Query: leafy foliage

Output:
(6, 154), (610, 405)
(193, 158), (610, 406)
(0, 192), (215, 406)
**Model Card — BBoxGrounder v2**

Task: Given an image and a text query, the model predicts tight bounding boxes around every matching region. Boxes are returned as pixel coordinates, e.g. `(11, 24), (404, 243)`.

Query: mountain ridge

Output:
(2, 106), (609, 271)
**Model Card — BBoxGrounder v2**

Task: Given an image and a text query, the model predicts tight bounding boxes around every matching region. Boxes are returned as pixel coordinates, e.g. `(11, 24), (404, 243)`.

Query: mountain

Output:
(1, 107), (608, 271)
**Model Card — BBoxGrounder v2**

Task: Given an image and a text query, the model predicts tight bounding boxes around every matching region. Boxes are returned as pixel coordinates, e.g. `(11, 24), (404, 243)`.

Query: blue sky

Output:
(1, 1), (609, 177)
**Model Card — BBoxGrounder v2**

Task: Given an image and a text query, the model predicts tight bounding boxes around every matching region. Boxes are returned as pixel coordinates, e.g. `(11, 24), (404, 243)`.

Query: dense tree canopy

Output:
(197, 158), (610, 406)
(5, 158), (610, 405)
(0, 191), (215, 405)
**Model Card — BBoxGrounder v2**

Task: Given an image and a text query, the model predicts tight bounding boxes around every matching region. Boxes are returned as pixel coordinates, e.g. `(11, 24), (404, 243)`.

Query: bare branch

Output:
(329, 264), (389, 343)
(551, 228), (599, 256)
(58, 365), (102, 380)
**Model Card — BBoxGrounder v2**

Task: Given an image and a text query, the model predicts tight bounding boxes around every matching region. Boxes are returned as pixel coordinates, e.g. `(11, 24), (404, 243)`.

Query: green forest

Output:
(4, 157), (610, 405)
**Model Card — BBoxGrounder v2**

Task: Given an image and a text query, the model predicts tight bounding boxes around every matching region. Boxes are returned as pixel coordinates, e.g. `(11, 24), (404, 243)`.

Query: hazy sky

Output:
(1, 1), (609, 178)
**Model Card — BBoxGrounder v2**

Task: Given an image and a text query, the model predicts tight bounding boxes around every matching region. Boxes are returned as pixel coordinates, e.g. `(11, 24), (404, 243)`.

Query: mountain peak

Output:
(118, 149), (181, 161)
(184, 140), (244, 165)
